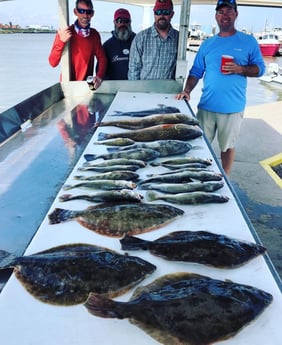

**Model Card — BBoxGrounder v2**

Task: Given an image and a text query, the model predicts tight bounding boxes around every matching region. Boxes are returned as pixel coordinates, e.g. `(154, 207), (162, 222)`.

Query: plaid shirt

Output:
(128, 24), (179, 80)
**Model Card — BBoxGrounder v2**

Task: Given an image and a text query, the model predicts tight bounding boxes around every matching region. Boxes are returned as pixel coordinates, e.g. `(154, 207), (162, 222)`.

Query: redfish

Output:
(98, 124), (202, 142)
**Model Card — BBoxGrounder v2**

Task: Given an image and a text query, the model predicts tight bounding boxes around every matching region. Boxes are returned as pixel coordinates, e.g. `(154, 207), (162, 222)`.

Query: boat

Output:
(1, 1), (282, 345)
(259, 62), (282, 84)
(257, 32), (281, 57)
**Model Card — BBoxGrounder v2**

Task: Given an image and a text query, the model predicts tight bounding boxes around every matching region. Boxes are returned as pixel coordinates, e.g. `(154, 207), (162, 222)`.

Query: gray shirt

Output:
(128, 24), (179, 80)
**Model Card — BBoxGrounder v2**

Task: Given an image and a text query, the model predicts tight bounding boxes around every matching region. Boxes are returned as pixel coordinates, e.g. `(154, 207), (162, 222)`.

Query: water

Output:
(0, 33), (282, 113)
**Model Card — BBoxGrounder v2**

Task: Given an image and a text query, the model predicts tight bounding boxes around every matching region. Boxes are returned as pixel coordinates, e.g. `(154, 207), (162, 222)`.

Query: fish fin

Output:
(120, 235), (150, 251)
(0, 250), (17, 269)
(84, 293), (123, 319)
(98, 132), (110, 141)
(84, 154), (97, 161)
(48, 208), (73, 224)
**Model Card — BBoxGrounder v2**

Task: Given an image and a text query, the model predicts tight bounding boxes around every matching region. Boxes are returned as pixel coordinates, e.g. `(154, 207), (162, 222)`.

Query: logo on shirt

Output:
(122, 49), (130, 55)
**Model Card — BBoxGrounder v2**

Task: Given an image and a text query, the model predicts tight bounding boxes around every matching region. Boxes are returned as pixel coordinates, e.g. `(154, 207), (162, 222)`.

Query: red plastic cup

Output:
(221, 55), (234, 74)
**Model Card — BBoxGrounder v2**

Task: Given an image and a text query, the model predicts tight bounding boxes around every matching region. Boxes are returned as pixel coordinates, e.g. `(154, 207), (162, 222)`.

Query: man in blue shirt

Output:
(128, 0), (179, 80)
(176, 0), (265, 176)
(103, 8), (135, 80)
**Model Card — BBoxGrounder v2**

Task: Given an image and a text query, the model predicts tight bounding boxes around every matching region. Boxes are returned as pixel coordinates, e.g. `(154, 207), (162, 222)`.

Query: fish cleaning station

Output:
(0, 1), (282, 345)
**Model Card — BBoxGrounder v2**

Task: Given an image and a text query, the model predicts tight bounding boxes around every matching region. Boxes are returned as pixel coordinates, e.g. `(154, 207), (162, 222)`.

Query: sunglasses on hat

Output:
(154, 9), (172, 16)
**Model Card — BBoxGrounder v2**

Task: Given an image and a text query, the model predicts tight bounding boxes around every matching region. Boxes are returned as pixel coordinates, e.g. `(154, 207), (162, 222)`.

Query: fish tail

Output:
(58, 194), (72, 202)
(84, 154), (97, 161)
(84, 293), (124, 319)
(106, 147), (119, 153)
(98, 132), (110, 141)
(146, 191), (159, 201)
(0, 250), (17, 269)
(120, 235), (150, 251)
(48, 208), (74, 224)
(62, 184), (74, 191)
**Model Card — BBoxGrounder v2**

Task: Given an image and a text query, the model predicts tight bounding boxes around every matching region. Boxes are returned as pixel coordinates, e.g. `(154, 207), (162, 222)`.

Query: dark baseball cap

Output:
(216, 0), (237, 11)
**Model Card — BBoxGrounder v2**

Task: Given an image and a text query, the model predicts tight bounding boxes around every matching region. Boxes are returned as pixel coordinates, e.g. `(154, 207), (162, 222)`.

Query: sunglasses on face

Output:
(154, 9), (172, 16)
(76, 8), (94, 15)
(115, 18), (130, 24)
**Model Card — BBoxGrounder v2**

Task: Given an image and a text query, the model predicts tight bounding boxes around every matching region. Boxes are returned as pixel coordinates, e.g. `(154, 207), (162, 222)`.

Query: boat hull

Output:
(259, 43), (280, 56)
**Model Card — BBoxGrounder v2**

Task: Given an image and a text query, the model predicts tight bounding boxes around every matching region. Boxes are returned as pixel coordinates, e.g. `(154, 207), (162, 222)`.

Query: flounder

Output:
(0, 243), (156, 305)
(85, 272), (273, 345)
(48, 203), (184, 237)
(120, 230), (266, 268)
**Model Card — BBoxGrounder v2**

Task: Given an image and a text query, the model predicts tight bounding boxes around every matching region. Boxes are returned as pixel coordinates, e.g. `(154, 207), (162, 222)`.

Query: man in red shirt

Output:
(49, 0), (107, 88)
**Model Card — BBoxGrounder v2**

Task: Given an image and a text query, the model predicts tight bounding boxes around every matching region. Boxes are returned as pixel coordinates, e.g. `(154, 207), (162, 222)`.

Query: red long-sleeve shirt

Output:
(49, 25), (107, 81)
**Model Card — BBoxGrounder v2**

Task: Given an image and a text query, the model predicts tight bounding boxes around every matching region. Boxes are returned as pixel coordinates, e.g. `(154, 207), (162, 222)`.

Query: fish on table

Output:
(84, 148), (160, 162)
(120, 230), (266, 268)
(140, 181), (224, 194)
(94, 138), (136, 146)
(0, 243), (156, 305)
(147, 190), (229, 204)
(63, 180), (136, 191)
(109, 105), (180, 117)
(98, 124), (203, 142)
(82, 158), (147, 168)
(96, 113), (199, 129)
(107, 140), (193, 157)
(85, 272), (273, 345)
(74, 171), (140, 182)
(151, 157), (213, 166)
(78, 164), (141, 173)
(139, 170), (223, 184)
(59, 189), (144, 203)
(48, 203), (184, 237)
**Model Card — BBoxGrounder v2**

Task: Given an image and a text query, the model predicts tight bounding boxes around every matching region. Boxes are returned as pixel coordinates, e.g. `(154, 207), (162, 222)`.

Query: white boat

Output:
(259, 62), (282, 84)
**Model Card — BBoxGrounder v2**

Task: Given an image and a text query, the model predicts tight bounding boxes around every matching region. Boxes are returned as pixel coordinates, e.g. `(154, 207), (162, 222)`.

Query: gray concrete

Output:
(211, 101), (282, 280)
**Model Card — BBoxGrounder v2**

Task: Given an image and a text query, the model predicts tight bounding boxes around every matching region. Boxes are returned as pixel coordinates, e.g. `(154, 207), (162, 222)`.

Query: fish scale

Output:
(0, 244), (156, 306)
(85, 272), (273, 345)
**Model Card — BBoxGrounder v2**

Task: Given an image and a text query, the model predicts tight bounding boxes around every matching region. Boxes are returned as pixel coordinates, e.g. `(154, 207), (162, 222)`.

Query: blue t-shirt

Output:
(189, 31), (265, 113)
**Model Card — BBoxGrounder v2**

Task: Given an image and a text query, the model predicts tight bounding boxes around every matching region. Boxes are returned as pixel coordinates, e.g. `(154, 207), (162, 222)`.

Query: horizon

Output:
(0, 0), (281, 33)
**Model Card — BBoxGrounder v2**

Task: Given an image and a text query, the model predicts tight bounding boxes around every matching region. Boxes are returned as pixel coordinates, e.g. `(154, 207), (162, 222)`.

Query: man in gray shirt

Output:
(128, 0), (179, 80)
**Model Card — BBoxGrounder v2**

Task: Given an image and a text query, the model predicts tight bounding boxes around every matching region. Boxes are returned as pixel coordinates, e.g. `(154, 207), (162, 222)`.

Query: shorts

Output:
(196, 109), (244, 152)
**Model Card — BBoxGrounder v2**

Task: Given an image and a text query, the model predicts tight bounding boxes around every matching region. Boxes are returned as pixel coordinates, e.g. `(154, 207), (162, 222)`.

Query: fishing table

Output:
(0, 89), (281, 345)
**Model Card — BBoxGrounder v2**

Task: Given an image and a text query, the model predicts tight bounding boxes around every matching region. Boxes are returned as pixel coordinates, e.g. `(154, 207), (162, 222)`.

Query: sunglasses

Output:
(154, 9), (172, 16)
(115, 18), (130, 24)
(76, 8), (94, 15)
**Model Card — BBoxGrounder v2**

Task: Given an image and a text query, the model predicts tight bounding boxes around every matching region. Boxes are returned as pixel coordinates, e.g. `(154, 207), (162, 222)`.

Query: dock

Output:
(211, 101), (282, 278)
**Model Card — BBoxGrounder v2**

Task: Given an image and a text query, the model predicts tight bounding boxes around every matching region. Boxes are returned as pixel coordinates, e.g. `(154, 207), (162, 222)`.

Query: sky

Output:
(0, 0), (281, 34)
